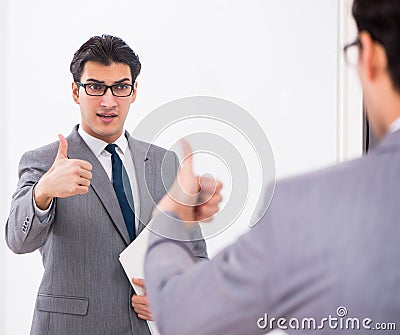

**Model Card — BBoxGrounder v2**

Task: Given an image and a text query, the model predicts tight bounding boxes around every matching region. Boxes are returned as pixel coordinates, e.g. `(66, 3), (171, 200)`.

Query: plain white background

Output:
(0, 1), (362, 334)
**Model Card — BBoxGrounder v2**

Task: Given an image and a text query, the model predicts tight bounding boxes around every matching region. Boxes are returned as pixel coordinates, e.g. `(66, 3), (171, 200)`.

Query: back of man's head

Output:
(353, 0), (400, 92)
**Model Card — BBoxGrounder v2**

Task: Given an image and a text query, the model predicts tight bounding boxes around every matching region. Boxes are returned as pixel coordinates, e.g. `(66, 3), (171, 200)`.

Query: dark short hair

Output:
(353, 0), (400, 91)
(70, 34), (141, 83)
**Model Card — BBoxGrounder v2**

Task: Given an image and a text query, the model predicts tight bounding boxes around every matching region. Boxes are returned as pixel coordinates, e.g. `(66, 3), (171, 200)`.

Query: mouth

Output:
(96, 113), (118, 123)
(97, 113), (117, 119)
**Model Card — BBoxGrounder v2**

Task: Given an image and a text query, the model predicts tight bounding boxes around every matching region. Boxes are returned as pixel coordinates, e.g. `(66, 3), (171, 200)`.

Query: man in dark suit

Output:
(5, 35), (208, 335)
(145, 0), (400, 334)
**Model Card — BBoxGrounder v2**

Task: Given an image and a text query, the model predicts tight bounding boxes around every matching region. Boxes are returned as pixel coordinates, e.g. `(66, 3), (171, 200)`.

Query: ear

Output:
(130, 81), (138, 104)
(72, 81), (80, 104)
(359, 31), (388, 81)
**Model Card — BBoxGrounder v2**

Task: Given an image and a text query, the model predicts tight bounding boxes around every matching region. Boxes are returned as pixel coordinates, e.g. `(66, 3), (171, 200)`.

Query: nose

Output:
(100, 87), (118, 108)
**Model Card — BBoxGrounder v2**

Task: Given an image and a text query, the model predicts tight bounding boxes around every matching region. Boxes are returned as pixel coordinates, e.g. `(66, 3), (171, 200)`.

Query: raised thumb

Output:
(56, 134), (68, 159)
(180, 138), (194, 174)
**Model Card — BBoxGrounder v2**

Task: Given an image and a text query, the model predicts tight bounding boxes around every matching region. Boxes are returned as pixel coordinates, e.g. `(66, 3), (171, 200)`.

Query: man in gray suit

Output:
(5, 35), (208, 335)
(145, 0), (400, 334)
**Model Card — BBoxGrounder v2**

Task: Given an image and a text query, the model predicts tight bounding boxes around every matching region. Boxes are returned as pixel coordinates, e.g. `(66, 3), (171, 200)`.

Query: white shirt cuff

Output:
(33, 198), (53, 224)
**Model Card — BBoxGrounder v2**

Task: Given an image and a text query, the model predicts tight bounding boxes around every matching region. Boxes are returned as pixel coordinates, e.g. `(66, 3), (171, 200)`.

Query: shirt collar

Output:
(113, 132), (128, 156)
(389, 116), (400, 134)
(78, 125), (128, 157)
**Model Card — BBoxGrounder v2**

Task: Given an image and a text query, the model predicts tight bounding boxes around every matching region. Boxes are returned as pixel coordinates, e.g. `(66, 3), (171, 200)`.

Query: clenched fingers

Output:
(131, 294), (153, 321)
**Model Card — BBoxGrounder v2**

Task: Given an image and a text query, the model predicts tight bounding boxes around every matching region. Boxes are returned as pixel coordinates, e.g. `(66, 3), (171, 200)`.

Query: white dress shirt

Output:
(389, 115), (400, 134)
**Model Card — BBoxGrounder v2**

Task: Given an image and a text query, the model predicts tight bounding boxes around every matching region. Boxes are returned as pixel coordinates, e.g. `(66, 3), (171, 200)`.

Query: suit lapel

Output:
(67, 126), (131, 245)
(127, 134), (155, 236)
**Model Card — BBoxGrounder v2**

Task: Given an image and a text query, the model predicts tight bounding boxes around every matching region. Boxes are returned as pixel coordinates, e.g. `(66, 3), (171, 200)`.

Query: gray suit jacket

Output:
(145, 129), (400, 334)
(5, 125), (208, 335)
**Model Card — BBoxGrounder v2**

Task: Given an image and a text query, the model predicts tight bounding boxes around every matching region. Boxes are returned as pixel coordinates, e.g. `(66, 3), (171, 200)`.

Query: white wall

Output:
(0, 0), (9, 331)
(2, 1), (362, 334)
(337, 0), (364, 161)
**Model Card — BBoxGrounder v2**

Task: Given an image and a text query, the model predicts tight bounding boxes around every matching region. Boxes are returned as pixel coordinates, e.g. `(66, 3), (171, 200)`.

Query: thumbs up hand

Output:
(155, 139), (223, 223)
(34, 134), (93, 210)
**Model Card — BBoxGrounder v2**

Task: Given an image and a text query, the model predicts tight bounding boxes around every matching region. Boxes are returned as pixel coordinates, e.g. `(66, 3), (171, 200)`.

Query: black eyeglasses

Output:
(343, 39), (362, 66)
(77, 82), (134, 97)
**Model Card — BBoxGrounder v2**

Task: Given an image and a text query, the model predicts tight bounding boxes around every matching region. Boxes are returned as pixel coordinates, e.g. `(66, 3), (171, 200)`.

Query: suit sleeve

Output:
(145, 212), (269, 335)
(5, 150), (56, 254)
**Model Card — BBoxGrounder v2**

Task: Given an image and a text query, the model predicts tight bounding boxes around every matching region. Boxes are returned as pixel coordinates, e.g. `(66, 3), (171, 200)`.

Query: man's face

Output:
(72, 61), (137, 143)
